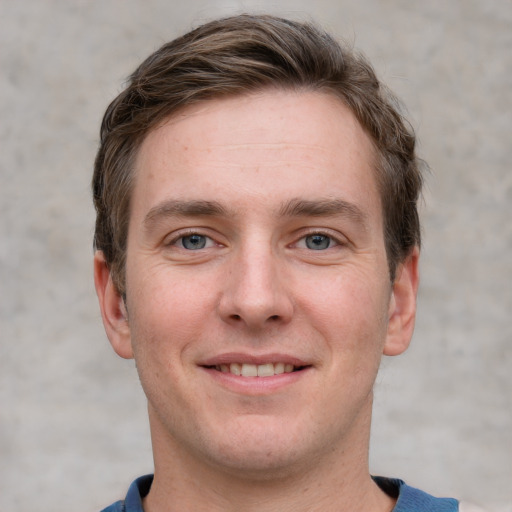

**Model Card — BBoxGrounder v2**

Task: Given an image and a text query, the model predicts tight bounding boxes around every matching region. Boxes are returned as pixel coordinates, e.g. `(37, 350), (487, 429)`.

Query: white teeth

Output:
(230, 363), (241, 376)
(257, 363), (274, 377)
(241, 363), (258, 377)
(274, 362), (285, 374)
(220, 362), (298, 377)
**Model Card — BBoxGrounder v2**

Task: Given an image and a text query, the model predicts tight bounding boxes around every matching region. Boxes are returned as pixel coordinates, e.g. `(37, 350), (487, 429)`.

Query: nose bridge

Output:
(219, 235), (293, 328)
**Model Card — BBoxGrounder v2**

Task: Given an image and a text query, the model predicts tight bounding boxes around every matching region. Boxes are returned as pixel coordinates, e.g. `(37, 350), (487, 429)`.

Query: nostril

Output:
(232, 314), (241, 320)
(269, 315), (279, 321)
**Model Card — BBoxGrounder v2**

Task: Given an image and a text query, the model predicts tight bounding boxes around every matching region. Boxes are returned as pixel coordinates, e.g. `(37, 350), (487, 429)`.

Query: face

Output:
(95, 90), (418, 478)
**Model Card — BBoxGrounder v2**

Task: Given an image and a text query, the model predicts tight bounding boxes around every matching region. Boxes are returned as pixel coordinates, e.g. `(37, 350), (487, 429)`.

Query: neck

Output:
(143, 403), (395, 512)
(145, 459), (394, 512)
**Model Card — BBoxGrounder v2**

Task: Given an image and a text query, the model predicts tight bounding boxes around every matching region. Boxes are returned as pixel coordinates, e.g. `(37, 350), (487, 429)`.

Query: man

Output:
(92, 14), (459, 512)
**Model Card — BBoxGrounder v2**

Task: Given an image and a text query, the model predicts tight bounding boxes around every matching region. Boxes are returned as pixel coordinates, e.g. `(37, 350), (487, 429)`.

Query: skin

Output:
(95, 90), (419, 512)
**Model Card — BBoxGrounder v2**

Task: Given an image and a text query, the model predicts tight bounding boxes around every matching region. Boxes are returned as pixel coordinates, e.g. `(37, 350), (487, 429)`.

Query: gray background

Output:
(1, 1), (511, 511)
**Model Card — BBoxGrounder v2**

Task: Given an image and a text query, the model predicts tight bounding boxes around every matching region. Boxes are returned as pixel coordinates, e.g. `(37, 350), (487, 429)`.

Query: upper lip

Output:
(199, 353), (311, 367)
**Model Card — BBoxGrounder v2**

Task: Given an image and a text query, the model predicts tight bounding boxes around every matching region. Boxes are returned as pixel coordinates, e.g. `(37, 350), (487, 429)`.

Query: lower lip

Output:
(199, 366), (311, 394)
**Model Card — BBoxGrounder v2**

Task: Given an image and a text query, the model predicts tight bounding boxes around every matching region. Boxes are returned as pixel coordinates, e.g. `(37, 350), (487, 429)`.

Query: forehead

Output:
(140, 89), (374, 156)
(131, 90), (380, 222)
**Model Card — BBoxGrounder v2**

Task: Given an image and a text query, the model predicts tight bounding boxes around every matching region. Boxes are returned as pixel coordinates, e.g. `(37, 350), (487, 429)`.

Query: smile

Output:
(214, 362), (301, 377)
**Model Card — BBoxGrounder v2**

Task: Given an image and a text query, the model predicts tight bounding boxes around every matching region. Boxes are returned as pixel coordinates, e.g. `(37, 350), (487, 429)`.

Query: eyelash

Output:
(167, 229), (344, 252)
(293, 231), (343, 251)
(168, 230), (216, 250)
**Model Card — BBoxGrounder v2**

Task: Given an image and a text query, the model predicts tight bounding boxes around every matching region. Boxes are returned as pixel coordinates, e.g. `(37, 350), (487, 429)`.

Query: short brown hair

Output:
(93, 13), (422, 294)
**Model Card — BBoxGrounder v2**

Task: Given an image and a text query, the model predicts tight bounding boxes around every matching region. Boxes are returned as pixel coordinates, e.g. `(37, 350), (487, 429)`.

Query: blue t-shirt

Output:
(101, 474), (459, 511)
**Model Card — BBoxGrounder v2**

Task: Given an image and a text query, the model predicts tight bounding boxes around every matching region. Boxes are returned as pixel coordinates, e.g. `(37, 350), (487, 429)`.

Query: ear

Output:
(93, 251), (133, 359)
(383, 246), (420, 356)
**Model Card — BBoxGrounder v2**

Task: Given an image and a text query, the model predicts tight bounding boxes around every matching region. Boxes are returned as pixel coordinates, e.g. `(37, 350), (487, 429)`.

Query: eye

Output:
(176, 234), (213, 250)
(295, 233), (340, 251)
(305, 234), (333, 250)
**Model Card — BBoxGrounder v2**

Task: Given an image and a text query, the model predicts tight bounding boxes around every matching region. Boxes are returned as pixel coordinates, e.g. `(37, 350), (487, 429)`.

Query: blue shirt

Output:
(101, 474), (459, 511)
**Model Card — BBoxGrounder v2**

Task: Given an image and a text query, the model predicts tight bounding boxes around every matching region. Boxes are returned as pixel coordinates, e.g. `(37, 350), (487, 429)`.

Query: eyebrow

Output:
(144, 199), (228, 229)
(143, 197), (368, 231)
(279, 198), (368, 224)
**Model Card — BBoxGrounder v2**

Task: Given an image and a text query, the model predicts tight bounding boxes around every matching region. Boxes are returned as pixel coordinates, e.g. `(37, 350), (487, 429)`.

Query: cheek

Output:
(129, 261), (218, 322)
(299, 268), (391, 350)
(126, 281), (204, 409)
(124, 278), (199, 373)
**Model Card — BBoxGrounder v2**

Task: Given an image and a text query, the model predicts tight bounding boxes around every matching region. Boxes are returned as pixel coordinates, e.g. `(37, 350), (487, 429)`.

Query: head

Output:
(93, 15), (422, 485)
(92, 14), (422, 297)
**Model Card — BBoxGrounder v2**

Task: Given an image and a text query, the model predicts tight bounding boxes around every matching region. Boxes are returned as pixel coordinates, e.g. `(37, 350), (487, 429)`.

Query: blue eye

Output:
(181, 234), (208, 250)
(305, 234), (332, 250)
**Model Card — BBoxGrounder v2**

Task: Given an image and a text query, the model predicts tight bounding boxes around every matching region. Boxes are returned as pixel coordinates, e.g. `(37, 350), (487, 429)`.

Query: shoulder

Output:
(99, 475), (154, 512)
(373, 476), (459, 511)
(100, 501), (124, 512)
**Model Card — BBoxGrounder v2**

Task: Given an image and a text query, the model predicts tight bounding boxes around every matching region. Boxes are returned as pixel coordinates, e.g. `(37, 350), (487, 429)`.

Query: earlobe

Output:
(93, 251), (134, 359)
(383, 247), (420, 356)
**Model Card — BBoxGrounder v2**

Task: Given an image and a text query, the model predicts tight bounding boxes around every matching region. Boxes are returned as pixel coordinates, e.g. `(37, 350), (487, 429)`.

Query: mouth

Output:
(199, 355), (312, 393)
(206, 362), (308, 378)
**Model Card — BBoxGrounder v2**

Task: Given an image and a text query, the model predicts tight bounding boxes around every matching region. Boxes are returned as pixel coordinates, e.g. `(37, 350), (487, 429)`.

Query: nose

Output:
(217, 243), (294, 330)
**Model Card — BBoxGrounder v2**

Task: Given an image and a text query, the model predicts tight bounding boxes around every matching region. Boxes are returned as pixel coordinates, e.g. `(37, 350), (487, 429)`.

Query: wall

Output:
(1, 1), (510, 510)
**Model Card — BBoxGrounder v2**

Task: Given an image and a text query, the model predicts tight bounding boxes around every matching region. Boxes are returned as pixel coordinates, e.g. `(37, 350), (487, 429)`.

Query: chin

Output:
(196, 416), (324, 479)
(206, 447), (308, 481)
